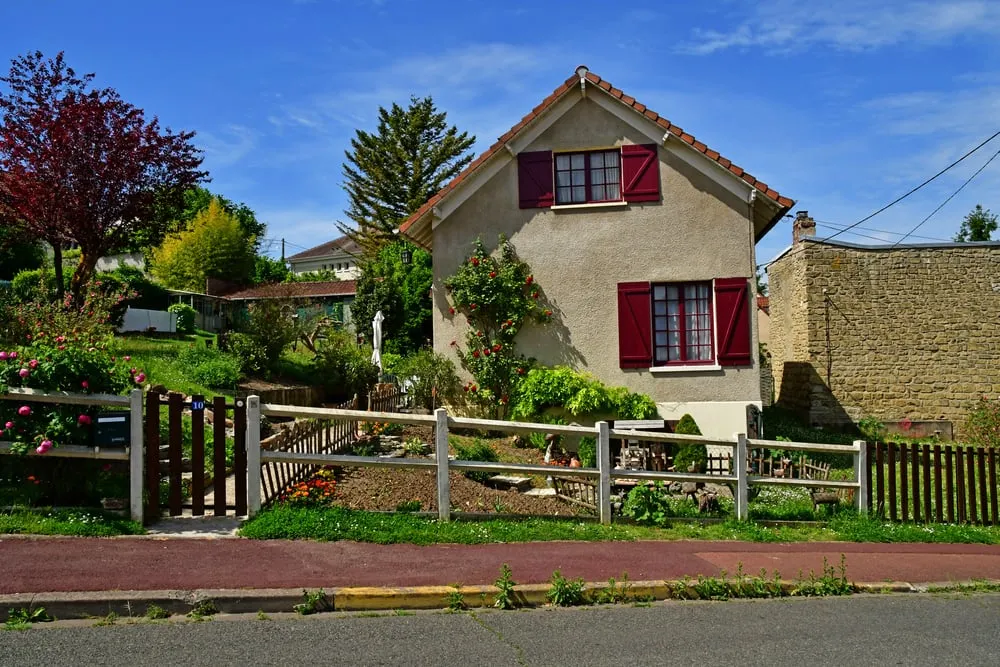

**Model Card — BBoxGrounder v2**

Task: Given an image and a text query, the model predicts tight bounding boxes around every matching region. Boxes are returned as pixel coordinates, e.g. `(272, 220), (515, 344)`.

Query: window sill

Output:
(648, 364), (723, 374)
(551, 201), (629, 211)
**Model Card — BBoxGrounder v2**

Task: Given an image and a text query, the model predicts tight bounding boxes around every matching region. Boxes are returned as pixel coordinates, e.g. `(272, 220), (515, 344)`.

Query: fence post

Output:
(128, 389), (144, 524)
(597, 421), (611, 525)
(435, 408), (450, 521)
(735, 433), (748, 521)
(246, 395), (262, 517)
(854, 439), (868, 515)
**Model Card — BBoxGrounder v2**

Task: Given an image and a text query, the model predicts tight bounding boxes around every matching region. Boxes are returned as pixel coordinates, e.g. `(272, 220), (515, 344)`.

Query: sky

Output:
(2, 0), (998, 267)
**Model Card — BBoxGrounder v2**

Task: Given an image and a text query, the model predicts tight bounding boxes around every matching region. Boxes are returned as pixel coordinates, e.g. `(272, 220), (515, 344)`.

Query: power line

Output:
(814, 220), (952, 244)
(892, 147), (1000, 246)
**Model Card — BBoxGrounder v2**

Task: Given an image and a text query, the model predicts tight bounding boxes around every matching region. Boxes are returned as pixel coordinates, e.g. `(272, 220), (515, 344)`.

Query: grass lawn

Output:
(115, 333), (232, 398)
(0, 507), (145, 536)
(239, 503), (1000, 545)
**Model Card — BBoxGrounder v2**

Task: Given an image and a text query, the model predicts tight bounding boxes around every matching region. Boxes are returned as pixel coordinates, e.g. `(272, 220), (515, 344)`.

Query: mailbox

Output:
(94, 411), (131, 447)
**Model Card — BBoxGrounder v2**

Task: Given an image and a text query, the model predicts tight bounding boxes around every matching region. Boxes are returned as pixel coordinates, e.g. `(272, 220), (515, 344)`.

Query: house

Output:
(399, 66), (793, 439)
(767, 211), (1000, 439)
(167, 289), (228, 332)
(222, 280), (357, 331)
(286, 235), (361, 279)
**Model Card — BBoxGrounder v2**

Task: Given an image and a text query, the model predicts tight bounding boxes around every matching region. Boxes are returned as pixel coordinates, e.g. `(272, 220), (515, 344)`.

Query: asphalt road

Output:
(3, 594), (999, 666)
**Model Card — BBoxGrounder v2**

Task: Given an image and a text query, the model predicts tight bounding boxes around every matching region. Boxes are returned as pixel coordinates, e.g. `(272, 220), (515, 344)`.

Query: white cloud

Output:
(678, 0), (1000, 54)
(197, 124), (258, 167)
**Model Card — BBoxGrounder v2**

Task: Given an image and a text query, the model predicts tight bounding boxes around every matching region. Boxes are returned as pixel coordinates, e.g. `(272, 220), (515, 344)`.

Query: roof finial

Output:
(575, 65), (589, 79)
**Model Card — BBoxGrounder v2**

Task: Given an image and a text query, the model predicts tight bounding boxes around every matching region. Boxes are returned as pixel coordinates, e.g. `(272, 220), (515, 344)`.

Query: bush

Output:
(168, 303), (197, 334)
(112, 266), (170, 311)
(578, 437), (596, 468)
(453, 438), (499, 483)
(395, 349), (463, 411)
(10, 268), (58, 304)
(621, 482), (672, 526)
(965, 396), (1000, 449)
(511, 366), (657, 422)
(225, 332), (269, 376)
(181, 348), (242, 389)
(232, 299), (298, 377)
(672, 414), (707, 474)
(313, 329), (379, 403)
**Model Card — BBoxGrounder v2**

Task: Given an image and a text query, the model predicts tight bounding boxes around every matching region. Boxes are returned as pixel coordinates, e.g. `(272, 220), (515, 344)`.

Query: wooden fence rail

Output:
(870, 441), (1000, 525)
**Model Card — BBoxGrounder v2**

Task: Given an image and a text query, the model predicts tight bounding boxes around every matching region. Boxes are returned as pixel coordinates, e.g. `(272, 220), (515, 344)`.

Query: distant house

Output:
(287, 235), (361, 280)
(399, 66), (792, 439)
(223, 280), (357, 331)
(767, 211), (1000, 438)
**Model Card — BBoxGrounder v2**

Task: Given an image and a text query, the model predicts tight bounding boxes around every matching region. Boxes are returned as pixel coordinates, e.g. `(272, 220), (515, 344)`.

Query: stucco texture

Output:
(431, 95), (761, 407)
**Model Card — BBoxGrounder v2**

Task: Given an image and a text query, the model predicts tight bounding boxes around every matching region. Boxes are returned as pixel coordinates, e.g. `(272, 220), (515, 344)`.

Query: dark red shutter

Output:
(618, 282), (652, 369)
(518, 150), (554, 209)
(715, 278), (752, 366)
(621, 144), (660, 203)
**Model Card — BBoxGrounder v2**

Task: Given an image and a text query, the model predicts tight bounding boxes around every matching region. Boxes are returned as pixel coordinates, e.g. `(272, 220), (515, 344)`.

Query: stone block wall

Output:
(768, 239), (1000, 435)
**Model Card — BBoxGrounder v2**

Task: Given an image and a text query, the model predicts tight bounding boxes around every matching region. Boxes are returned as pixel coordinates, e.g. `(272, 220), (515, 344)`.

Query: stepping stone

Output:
(523, 487), (556, 496)
(488, 475), (533, 491)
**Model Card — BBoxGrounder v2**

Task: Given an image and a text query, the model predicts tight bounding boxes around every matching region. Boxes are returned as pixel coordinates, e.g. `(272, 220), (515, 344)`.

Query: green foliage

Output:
(594, 574), (634, 605)
(251, 255), (290, 285)
(178, 345), (241, 389)
(403, 437), (429, 456)
(187, 599), (218, 620)
(351, 241), (432, 356)
(339, 95), (475, 250)
(672, 413), (707, 473)
(453, 438), (499, 483)
(293, 589), (330, 615)
(0, 507), (145, 536)
(145, 604), (170, 620)
(232, 299), (299, 377)
(395, 349), (462, 411)
(9, 268), (58, 304)
(445, 236), (554, 418)
(954, 204), (998, 242)
(578, 437), (596, 468)
(547, 570), (587, 606)
(224, 333), (268, 377)
(150, 199), (256, 291)
(965, 395), (1000, 449)
(111, 266), (170, 311)
(168, 303), (197, 334)
(0, 226), (44, 281)
(621, 482), (674, 526)
(395, 499), (422, 513)
(5, 604), (52, 629)
(286, 269), (340, 283)
(494, 563), (517, 609)
(789, 555), (854, 596)
(511, 366), (657, 421)
(857, 415), (886, 442)
(445, 586), (466, 611)
(313, 328), (378, 402)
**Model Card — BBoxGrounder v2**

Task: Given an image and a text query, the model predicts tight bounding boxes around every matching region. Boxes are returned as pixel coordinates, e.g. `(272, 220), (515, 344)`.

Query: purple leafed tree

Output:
(0, 51), (207, 298)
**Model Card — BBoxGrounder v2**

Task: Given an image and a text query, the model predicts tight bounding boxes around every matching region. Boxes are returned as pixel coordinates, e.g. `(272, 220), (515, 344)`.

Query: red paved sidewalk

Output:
(3, 537), (1000, 594)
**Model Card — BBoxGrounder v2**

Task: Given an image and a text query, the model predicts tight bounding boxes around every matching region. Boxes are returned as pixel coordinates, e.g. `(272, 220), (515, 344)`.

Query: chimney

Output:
(792, 210), (816, 244)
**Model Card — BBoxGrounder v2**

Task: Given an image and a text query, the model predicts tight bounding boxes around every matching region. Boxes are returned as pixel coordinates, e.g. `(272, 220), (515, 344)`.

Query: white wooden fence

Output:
(248, 398), (868, 524)
(0, 388), (144, 523)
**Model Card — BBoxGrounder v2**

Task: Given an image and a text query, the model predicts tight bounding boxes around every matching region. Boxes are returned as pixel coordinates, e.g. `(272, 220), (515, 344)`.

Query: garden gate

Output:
(144, 391), (247, 520)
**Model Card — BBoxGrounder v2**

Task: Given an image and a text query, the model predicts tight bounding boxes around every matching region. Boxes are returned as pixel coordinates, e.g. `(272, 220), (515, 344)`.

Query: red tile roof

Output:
(286, 235), (361, 261)
(399, 67), (793, 238)
(224, 280), (356, 301)
(757, 295), (770, 312)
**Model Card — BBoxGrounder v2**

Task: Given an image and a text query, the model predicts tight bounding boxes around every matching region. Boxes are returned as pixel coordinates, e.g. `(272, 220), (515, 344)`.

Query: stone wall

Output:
(768, 238), (1000, 434)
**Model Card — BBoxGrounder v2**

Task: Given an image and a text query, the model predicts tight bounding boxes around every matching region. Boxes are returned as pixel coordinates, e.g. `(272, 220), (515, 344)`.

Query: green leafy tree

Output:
(0, 230), (44, 280)
(150, 199), (255, 291)
(954, 204), (998, 242)
(673, 414), (707, 473)
(130, 186), (266, 252)
(350, 241), (432, 356)
(338, 96), (475, 253)
(252, 255), (290, 285)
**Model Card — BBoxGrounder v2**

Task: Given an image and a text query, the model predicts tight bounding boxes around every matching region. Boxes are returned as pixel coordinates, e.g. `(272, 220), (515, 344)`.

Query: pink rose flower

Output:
(4, 421), (13, 430)
(18, 368), (29, 378)
(81, 380), (89, 389)
(0, 351), (7, 360)
(28, 359), (38, 369)
(134, 372), (146, 384)
(9, 351), (17, 359)
(78, 414), (92, 425)
(36, 440), (53, 454)
(124, 356), (131, 361)
(17, 406), (31, 417)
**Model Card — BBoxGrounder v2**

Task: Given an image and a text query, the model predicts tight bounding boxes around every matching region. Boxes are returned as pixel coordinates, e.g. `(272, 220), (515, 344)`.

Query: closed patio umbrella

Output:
(371, 310), (385, 371)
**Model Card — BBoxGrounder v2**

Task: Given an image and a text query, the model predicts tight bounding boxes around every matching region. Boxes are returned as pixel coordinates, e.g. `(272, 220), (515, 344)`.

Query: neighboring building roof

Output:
(800, 237), (1000, 252)
(286, 235), (361, 262)
(399, 66), (793, 244)
(223, 280), (357, 301)
(757, 296), (769, 313)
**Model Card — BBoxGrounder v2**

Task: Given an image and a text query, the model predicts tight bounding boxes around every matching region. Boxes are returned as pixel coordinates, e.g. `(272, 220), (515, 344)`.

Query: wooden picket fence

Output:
(871, 442), (1000, 525)
(259, 396), (358, 506)
(368, 384), (403, 414)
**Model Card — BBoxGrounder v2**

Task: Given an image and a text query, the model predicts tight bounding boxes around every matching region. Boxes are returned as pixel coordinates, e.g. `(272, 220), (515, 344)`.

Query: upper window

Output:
(555, 150), (621, 204)
(652, 283), (713, 364)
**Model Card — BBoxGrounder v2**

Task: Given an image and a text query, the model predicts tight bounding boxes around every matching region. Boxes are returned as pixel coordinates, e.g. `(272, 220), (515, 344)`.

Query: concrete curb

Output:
(5, 578), (998, 622)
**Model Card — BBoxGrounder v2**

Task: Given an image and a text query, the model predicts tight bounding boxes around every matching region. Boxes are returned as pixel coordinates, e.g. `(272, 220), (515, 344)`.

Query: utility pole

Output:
(281, 238), (285, 262)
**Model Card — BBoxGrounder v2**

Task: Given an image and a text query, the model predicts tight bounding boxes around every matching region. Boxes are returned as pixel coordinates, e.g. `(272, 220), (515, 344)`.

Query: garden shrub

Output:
(178, 345), (242, 389)
(621, 482), (673, 526)
(10, 268), (58, 304)
(232, 299), (299, 377)
(672, 414), (707, 473)
(965, 396), (1000, 449)
(395, 349), (463, 411)
(511, 366), (657, 422)
(443, 235), (550, 418)
(578, 437), (597, 468)
(313, 329), (379, 403)
(168, 303), (197, 334)
(453, 438), (499, 483)
(225, 332), (269, 376)
(112, 266), (170, 311)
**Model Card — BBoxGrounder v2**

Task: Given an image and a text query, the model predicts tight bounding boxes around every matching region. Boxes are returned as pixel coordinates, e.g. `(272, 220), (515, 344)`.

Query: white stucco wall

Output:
(289, 256), (360, 279)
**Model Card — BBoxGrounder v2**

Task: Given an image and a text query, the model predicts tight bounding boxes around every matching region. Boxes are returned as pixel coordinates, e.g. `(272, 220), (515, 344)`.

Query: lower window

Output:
(652, 282), (713, 364)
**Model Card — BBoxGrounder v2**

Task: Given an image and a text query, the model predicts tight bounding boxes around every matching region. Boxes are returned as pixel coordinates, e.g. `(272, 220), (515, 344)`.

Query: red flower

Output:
(471, 258), (479, 266)
(532, 292), (539, 299)
(493, 344), (501, 352)
(544, 309), (552, 316)
(489, 271), (497, 278)
(526, 275), (533, 285)
(472, 350), (480, 358)
(448, 307), (455, 315)
(470, 303), (477, 310)
(517, 367), (525, 375)
(483, 348), (491, 356)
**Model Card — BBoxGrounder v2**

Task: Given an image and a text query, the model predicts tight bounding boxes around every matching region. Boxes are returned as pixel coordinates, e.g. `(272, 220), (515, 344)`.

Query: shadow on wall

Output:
(775, 361), (855, 428)
(520, 294), (587, 369)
